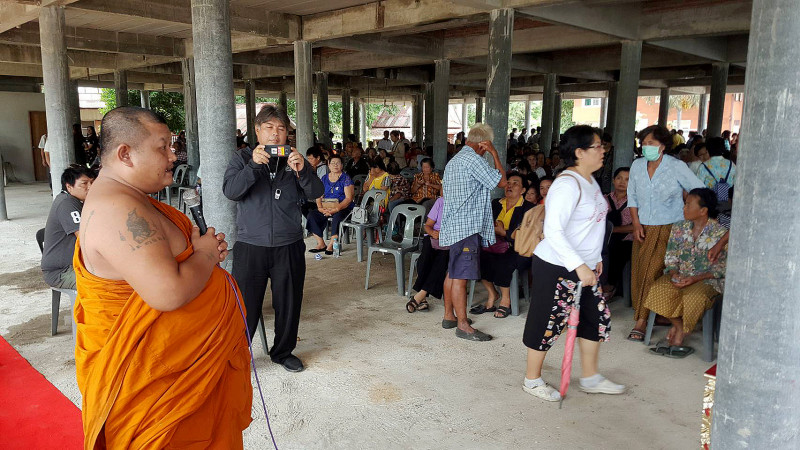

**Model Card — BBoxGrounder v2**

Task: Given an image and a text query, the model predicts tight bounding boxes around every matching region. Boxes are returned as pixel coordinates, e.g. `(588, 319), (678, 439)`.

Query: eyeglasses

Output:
(587, 144), (604, 150)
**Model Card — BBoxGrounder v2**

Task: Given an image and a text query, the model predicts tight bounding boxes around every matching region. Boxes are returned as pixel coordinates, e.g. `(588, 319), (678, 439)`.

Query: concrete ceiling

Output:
(0, 0), (754, 98)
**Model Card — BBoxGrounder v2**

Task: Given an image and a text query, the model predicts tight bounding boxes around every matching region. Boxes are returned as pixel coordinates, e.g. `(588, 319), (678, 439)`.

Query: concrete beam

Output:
(0, 1), (80, 34)
(518, 2), (641, 40)
(231, 51), (294, 68)
(0, 42), (176, 71)
(69, 0), (300, 42)
(648, 37), (729, 62)
(640, 0), (752, 40)
(320, 35), (443, 60)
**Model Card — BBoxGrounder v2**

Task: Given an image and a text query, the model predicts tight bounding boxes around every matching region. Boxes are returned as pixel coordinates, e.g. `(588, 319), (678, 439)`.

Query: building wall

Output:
(0, 91), (46, 182)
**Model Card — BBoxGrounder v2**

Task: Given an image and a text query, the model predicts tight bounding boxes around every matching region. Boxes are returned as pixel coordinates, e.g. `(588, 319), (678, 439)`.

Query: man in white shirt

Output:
(39, 134), (51, 168)
(389, 130), (407, 168)
(377, 130), (393, 152)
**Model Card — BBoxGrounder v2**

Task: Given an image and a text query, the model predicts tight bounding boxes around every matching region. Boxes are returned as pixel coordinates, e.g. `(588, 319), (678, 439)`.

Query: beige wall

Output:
(0, 91), (46, 182)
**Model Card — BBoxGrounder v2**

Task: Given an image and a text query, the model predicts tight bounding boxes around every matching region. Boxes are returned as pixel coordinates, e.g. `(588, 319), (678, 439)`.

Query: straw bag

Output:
(514, 173), (583, 257)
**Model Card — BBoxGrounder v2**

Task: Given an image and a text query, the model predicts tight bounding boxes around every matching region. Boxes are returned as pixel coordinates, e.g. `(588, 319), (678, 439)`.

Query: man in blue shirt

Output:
(440, 123), (507, 341)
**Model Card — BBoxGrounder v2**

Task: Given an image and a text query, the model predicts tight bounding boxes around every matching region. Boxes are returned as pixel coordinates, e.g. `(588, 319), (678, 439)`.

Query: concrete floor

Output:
(0, 182), (710, 449)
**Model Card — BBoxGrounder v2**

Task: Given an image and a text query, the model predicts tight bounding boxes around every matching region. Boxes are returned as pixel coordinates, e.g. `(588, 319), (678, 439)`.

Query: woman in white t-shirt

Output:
(521, 125), (626, 402)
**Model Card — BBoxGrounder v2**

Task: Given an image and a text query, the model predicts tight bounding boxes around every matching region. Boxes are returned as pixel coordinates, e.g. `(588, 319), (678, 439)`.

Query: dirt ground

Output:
(0, 183), (710, 449)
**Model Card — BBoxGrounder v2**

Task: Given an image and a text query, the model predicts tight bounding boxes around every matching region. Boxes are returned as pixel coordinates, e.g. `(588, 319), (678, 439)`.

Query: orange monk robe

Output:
(73, 198), (252, 449)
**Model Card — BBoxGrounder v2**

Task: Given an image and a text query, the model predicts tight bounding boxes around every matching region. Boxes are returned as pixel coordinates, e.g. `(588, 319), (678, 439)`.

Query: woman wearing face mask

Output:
(626, 125), (704, 342)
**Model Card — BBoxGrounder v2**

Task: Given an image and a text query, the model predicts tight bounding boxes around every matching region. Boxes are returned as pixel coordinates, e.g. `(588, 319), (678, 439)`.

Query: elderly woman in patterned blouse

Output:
(644, 188), (727, 358)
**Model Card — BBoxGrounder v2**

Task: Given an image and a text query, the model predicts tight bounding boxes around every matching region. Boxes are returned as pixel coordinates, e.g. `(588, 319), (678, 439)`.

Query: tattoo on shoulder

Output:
(125, 208), (165, 251)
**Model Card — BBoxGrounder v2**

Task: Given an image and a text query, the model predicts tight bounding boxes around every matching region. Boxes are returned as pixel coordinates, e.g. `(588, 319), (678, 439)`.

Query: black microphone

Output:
(182, 190), (207, 235)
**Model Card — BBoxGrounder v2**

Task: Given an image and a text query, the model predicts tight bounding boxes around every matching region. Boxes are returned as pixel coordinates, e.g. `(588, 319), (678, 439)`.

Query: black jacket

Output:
(223, 147), (324, 247)
(491, 198), (535, 246)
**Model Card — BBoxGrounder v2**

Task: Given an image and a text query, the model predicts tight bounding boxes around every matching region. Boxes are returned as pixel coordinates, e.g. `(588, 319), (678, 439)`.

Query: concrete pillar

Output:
(658, 87), (670, 128)
(68, 80), (82, 127)
(352, 96), (361, 143)
(114, 70), (128, 107)
(39, 6), (73, 199)
(461, 100), (467, 134)
(432, 59), (450, 170)
(278, 91), (288, 110)
(190, 0), (237, 245)
(552, 93), (562, 143)
(140, 90), (151, 109)
(605, 83), (618, 135)
(599, 96), (608, 129)
(359, 99), (367, 145)
(412, 94), (424, 144)
(524, 99), (532, 136)
(475, 97), (483, 123)
(712, 1), (800, 446)
(294, 40), (314, 155)
(342, 89), (351, 140)
(245, 80), (256, 147)
(424, 82), (434, 148)
(316, 72), (331, 148)
(612, 40), (642, 171)
(182, 57), (200, 184)
(707, 62), (729, 137)
(540, 73), (557, 155)
(697, 93), (708, 133)
(485, 8), (514, 167)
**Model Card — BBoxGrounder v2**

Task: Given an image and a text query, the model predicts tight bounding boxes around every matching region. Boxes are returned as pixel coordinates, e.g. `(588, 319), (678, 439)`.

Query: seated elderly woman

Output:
(411, 158), (442, 204)
(644, 188), (727, 358)
(306, 155), (355, 255)
(469, 173), (535, 318)
(363, 158), (391, 208)
(386, 160), (412, 214)
(406, 196), (448, 313)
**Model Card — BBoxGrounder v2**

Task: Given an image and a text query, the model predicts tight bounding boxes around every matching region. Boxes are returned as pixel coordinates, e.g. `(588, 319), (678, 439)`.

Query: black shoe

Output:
(276, 354), (304, 373)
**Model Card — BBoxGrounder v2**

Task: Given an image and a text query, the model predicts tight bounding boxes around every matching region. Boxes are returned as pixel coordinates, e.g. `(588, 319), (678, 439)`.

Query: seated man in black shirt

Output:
(41, 165), (96, 289)
(345, 147), (370, 179)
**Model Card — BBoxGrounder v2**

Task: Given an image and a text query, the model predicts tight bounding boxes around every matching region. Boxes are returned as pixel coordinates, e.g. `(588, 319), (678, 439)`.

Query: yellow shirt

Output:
(497, 196), (524, 230)
(367, 172), (391, 206)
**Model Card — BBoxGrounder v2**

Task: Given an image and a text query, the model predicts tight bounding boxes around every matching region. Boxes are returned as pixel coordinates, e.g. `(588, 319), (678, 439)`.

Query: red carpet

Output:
(0, 335), (83, 449)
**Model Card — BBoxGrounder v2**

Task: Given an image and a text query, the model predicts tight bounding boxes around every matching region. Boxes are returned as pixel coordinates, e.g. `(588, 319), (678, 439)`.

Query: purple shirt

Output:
(427, 197), (444, 232)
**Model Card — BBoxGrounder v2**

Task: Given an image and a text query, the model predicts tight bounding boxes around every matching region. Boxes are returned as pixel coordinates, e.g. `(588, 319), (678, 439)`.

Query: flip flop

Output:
(455, 328), (492, 341)
(308, 248), (326, 253)
(441, 318), (473, 329)
(469, 304), (496, 315)
(627, 329), (645, 342)
(664, 346), (695, 359)
(494, 305), (511, 318)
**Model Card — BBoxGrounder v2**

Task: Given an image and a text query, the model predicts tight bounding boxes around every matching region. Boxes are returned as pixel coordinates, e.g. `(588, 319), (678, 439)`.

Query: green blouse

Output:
(663, 219), (727, 293)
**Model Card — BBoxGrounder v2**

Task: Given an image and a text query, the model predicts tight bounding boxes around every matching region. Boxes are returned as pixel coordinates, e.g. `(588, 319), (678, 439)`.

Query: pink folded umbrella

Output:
(559, 281), (584, 408)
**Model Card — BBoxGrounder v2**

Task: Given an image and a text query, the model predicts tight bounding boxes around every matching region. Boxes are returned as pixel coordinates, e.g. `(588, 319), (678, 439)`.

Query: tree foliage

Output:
(100, 88), (186, 132)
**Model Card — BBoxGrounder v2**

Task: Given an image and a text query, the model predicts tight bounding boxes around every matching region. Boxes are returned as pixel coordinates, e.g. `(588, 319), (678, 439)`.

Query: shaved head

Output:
(100, 107), (168, 162)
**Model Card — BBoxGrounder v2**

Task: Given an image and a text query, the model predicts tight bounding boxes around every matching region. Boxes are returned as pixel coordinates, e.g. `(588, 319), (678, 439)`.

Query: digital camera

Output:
(266, 145), (290, 157)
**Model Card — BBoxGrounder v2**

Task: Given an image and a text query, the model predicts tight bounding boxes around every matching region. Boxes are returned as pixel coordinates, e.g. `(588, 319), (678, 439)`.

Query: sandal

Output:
(469, 304), (496, 315)
(416, 299), (429, 312)
(494, 305), (511, 318)
(627, 329), (645, 342)
(650, 345), (695, 359)
(406, 298), (419, 313)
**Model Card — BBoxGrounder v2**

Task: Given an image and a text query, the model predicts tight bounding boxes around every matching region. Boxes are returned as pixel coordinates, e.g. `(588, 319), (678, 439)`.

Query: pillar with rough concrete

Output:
(39, 6), (73, 199)
(412, 94), (424, 144)
(612, 40), (642, 170)
(697, 93), (708, 133)
(432, 60), (450, 170)
(712, 1), (800, 446)
(190, 0), (237, 244)
(599, 97), (608, 129)
(707, 62), (729, 137)
(540, 73), (557, 155)
(342, 89), (351, 141)
(552, 93), (562, 143)
(278, 91), (288, 110)
(182, 57), (200, 184)
(485, 8), (514, 165)
(475, 97), (483, 123)
(658, 87), (670, 127)
(140, 90), (151, 109)
(605, 83), (618, 135)
(524, 99), (532, 136)
(359, 99), (367, 145)
(114, 70), (128, 107)
(69, 80), (81, 127)
(352, 96), (361, 143)
(245, 80), (256, 147)
(424, 82), (434, 148)
(316, 72), (331, 148)
(294, 41), (314, 155)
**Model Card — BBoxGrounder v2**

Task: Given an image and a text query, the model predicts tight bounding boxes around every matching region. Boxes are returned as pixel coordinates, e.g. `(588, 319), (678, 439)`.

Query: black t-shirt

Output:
(41, 192), (83, 286)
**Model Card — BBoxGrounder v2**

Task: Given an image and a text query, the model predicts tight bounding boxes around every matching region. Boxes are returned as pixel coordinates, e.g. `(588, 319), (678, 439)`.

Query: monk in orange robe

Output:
(73, 107), (252, 449)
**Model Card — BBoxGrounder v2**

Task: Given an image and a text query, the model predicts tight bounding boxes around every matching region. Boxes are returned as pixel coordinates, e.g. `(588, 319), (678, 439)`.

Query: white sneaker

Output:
(579, 375), (626, 395)
(523, 383), (562, 402)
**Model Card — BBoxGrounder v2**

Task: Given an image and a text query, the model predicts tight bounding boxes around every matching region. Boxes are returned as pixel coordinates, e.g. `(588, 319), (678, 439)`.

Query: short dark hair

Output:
(694, 143), (708, 157)
(99, 107), (167, 161)
(254, 103), (291, 129)
(387, 159), (401, 174)
(306, 146), (324, 161)
(61, 165), (96, 192)
(368, 158), (386, 171)
(390, 130), (400, 138)
(613, 167), (630, 178)
(639, 125), (673, 152)
(558, 125), (598, 168)
(328, 154), (343, 165)
(706, 137), (725, 157)
(420, 157), (434, 170)
(516, 159), (532, 173)
(507, 172), (529, 190)
(689, 188), (719, 219)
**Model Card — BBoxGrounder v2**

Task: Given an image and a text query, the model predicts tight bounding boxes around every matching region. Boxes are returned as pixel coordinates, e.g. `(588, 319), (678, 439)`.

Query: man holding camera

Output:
(224, 105), (323, 373)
